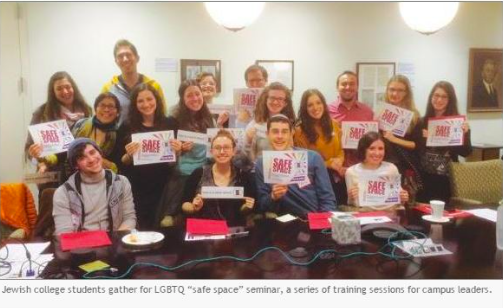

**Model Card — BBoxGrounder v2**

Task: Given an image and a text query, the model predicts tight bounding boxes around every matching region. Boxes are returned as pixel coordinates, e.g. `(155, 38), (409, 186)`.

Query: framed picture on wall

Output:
(467, 48), (502, 113)
(255, 60), (294, 91)
(356, 62), (396, 112)
(180, 59), (221, 93)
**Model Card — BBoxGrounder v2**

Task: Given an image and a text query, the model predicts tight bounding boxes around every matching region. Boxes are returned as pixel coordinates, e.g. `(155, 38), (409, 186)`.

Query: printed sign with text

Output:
(201, 186), (244, 199)
(377, 103), (413, 137)
(177, 130), (208, 145)
(263, 151), (308, 184)
(233, 88), (263, 112)
(426, 116), (465, 147)
(341, 121), (379, 149)
(131, 131), (176, 165)
(28, 120), (74, 157)
(358, 174), (401, 207)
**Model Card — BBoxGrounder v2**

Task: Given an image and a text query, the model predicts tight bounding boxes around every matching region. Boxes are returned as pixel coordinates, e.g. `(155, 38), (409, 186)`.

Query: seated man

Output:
(255, 115), (337, 217)
(53, 138), (136, 235)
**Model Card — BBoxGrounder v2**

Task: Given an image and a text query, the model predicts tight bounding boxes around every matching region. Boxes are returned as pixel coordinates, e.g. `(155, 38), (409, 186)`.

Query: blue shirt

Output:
(255, 148), (337, 217)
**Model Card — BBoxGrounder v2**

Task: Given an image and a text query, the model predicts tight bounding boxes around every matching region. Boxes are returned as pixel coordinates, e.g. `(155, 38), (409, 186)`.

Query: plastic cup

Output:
(430, 200), (445, 220)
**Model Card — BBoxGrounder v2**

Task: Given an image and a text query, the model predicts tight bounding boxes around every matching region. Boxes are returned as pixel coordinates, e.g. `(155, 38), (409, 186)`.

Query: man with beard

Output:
(328, 71), (374, 204)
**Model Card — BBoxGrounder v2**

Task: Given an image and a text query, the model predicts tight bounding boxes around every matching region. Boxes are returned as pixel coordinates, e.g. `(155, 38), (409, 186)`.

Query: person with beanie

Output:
(52, 138), (137, 235)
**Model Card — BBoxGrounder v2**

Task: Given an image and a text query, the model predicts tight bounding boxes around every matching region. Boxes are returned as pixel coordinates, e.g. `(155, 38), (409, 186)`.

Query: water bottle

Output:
(497, 199), (503, 250)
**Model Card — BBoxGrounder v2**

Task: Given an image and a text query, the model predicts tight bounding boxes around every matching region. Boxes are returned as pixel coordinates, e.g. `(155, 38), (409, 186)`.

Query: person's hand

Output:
(125, 141), (140, 157)
(383, 130), (397, 143)
(28, 143), (43, 159)
(237, 110), (250, 122)
(422, 129), (428, 138)
(169, 139), (182, 152)
(271, 184), (288, 201)
(462, 121), (470, 133)
(337, 166), (347, 177)
(330, 158), (343, 172)
(399, 189), (409, 203)
(347, 184), (359, 202)
(37, 162), (48, 173)
(217, 111), (230, 127)
(181, 141), (194, 152)
(192, 194), (204, 211)
(241, 197), (255, 210)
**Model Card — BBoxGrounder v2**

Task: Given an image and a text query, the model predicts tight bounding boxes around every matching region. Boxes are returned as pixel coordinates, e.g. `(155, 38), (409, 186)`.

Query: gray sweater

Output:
(53, 169), (136, 235)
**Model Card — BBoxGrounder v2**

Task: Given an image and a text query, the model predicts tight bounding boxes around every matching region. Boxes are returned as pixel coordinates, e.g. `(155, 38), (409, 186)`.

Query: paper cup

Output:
(430, 200), (445, 220)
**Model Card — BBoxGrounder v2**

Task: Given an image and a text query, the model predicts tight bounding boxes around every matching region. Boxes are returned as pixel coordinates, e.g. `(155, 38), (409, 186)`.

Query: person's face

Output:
(431, 87), (449, 116)
(364, 139), (385, 167)
(184, 86), (204, 112)
(199, 76), (217, 102)
(482, 63), (496, 83)
(306, 94), (325, 120)
(267, 121), (293, 151)
(266, 89), (287, 116)
(95, 97), (119, 124)
(76, 144), (103, 175)
(337, 74), (358, 102)
(211, 136), (235, 165)
(115, 46), (139, 74)
(246, 70), (266, 88)
(53, 78), (74, 107)
(387, 81), (407, 106)
(136, 90), (157, 118)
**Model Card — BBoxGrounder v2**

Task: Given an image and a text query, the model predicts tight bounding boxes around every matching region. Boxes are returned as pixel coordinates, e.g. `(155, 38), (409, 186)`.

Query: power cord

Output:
(84, 230), (429, 279)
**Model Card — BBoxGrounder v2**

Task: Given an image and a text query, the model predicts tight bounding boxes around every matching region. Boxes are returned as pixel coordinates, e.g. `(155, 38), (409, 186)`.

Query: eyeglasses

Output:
(97, 104), (117, 110)
(267, 96), (286, 103)
(388, 88), (406, 94)
(212, 145), (233, 152)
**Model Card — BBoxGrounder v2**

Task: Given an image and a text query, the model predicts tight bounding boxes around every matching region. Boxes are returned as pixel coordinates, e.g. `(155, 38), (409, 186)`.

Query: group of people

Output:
(24, 39), (472, 236)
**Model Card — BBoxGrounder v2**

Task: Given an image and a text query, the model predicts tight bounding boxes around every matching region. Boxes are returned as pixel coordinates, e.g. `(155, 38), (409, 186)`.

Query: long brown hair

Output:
(384, 74), (420, 133)
(42, 71), (91, 121)
(298, 89), (333, 144)
(172, 79), (214, 132)
(128, 83), (167, 132)
(424, 81), (460, 119)
(254, 82), (296, 124)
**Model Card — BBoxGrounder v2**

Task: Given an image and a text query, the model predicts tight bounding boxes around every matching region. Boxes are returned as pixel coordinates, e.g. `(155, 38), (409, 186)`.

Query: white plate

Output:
(422, 215), (450, 223)
(122, 231), (164, 246)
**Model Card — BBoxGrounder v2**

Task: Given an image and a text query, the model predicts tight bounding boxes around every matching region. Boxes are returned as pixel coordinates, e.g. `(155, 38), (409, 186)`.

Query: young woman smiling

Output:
(345, 132), (409, 208)
(116, 83), (181, 229)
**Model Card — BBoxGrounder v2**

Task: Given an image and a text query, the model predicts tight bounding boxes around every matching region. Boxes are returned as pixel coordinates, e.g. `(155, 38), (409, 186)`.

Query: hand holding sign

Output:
(271, 184), (288, 201)
(28, 143), (43, 159)
(125, 141), (141, 157)
(192, 194), (204, 211)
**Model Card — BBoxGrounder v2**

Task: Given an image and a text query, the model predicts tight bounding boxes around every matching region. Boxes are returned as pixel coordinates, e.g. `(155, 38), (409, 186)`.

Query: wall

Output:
(1, 2), (502, 182)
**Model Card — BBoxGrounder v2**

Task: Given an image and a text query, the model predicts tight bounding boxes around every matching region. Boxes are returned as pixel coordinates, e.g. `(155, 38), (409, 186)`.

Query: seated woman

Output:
(345, 132), (409, 210)
(72, 92), (121, 173)
(293, 89), (344, 194)
(181, 129), (256, 226)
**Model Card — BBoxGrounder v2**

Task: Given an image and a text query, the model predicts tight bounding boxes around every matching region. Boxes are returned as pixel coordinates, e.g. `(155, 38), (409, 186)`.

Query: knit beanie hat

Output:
(67, 138), (102, 170)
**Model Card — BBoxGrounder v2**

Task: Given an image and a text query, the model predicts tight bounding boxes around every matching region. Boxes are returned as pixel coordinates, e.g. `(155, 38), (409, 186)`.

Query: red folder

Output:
(60, 230), (112, 251)
(186, 218), (229, 235)
(308, 212), (332, 230)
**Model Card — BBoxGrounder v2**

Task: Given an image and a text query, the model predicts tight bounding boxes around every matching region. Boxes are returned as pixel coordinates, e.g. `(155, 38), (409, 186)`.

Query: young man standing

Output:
(52, 138), (137, 235)
(102, 39), (166, 123)
(255, 115), (337, 217)
(328, 71), (374, 204)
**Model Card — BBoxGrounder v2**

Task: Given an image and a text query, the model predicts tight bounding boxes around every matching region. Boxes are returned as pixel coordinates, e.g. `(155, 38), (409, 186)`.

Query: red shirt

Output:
(328, 97), (374, 168)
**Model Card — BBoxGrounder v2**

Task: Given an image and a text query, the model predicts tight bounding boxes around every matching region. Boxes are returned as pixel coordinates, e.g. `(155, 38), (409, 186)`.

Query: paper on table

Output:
(184, 233), (226, 241)
(275, 214), (297, 223)
(0, 242), (50, 261)
(465, 209), (497, 222)
(4, 253), (54, 279)
(186, 218), (229, 235)
(60, 230), (112, 251)
(358, 216), (392, 225)
(308, 212), (332, 230)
